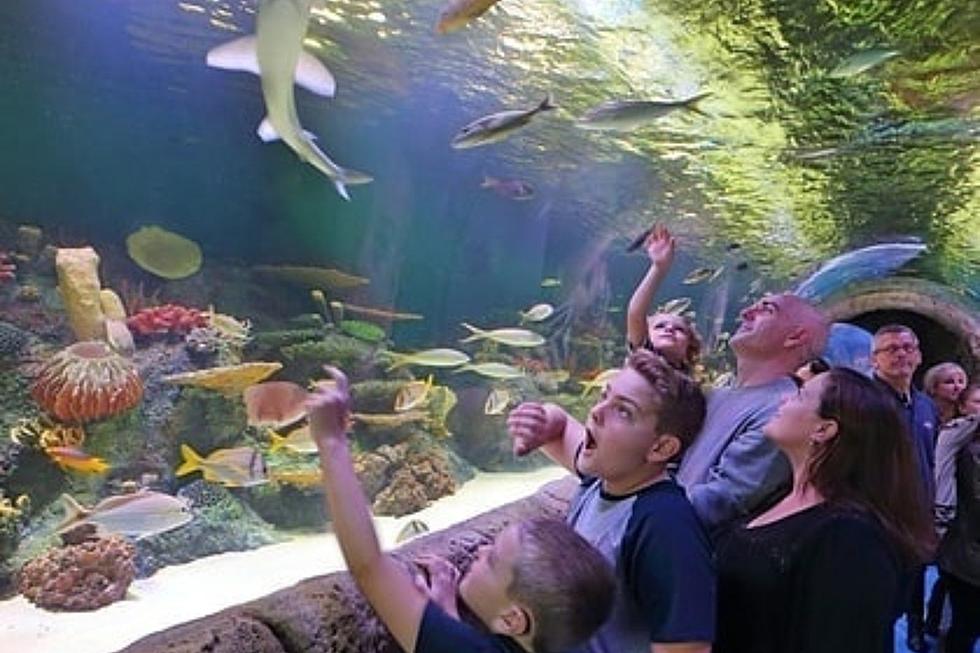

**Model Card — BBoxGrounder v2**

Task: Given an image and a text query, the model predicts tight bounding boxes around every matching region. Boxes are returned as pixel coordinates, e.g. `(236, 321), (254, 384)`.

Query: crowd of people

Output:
(302, 224), (978, 653)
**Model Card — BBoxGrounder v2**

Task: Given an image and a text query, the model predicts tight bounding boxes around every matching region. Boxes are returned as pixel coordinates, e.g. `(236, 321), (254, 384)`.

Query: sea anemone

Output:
(31, 341), (143, 424)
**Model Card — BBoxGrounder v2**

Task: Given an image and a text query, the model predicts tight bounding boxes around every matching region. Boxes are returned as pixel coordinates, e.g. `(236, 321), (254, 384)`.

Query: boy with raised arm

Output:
(308, 366), (616, 653)
(509, 350), (715, 653)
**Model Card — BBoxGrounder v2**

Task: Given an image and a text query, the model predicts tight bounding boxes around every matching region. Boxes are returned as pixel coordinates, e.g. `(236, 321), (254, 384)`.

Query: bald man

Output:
(676, 293), (830, 530)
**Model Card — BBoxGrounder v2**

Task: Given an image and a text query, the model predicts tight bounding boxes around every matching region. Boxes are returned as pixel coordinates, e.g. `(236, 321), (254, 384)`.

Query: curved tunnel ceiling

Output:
(0, 0), (976, 307)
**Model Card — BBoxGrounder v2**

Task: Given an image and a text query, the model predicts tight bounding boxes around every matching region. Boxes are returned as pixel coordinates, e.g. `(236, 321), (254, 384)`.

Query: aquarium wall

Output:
(0, 0), (978, 647)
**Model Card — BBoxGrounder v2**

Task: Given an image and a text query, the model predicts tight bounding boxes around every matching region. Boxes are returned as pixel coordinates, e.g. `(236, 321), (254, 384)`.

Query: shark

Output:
(206, 0), (372, 201)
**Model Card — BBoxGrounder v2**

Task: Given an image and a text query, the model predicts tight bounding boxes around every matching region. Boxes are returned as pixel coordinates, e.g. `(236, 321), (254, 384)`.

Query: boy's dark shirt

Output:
(415, 601), (525, 653)
(566, 475), (716, 653)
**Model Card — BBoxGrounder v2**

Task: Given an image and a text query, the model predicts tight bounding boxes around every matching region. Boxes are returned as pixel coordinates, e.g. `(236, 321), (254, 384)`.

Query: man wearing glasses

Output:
(871, 324), (940, 653)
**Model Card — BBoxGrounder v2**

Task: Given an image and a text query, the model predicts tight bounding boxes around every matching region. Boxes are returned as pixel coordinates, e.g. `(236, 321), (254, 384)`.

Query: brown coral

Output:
(371, 447), (456, 517)
(18, 535), (136, 611)
(31, 341), (143, 423)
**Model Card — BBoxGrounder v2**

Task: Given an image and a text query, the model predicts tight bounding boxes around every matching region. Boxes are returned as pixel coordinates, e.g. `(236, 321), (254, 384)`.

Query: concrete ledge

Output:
(117, 476), (578, 653)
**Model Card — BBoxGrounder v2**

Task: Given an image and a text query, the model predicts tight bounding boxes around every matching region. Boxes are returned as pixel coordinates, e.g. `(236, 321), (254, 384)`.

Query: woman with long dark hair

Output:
(714, 367), (934, 653)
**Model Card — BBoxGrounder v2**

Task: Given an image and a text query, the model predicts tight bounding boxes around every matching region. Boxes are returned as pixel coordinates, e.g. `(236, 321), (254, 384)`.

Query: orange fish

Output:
(45, 447), (110, 474)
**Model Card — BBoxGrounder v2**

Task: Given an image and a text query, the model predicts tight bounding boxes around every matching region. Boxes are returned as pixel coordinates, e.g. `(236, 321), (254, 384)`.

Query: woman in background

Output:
(714, 367), (933, 653)
(934, 383), (980, 653)
(924, 362), (968, 425)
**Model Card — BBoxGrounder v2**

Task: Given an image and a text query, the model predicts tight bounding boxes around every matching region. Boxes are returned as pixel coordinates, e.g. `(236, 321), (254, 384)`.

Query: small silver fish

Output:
(451, 94), (556, 149)
(58, 490), (193, 541)
(519, 303), (554, 323)
(460, 323), (546, 348)
(484, 387), (512, 415)
(829, 49), (900, 78)
(454, 362), (525, 380)
(682, 266), (724, 285)
(396, 519), (430, 543)
(660, 297), (693, 315)
(577, 92), (711, 132)
(481, 176), (535, 200)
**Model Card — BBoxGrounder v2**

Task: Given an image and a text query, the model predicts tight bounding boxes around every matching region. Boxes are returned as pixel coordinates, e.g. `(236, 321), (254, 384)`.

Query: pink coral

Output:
(126, 304), (207, 340)
(0, 251), (15, 283)
(18, 535), (136, 611)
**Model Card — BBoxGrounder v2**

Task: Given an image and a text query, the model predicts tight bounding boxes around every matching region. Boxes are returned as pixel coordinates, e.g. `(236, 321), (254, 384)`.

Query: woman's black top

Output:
(714, 502), (903, 653)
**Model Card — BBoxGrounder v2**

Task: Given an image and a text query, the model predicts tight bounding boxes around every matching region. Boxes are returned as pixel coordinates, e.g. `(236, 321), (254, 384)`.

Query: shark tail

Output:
(539, 93), (558, 113)
(332, 179), (351, 201)
(459, 322), (487, 344)
(176, 444), (204, 477)
(681, 91), (713, 117)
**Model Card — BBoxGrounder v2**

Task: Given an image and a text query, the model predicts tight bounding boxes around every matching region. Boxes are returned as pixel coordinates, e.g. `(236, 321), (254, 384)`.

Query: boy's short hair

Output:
(508, 518), (615, 653)
(626, 349), (707, 459)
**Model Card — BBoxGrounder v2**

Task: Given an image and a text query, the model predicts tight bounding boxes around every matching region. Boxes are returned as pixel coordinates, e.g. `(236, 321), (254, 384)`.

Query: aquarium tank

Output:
(0, 0), (978, 650)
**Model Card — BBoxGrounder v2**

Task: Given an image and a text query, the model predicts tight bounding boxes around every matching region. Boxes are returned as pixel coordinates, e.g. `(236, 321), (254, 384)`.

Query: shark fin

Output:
(257, 117), (280, 142)
(333, 179), (351, 201)
(295, 51), (336, 97)
(206, 35), (334, 98)
(205, 36), (259, 75)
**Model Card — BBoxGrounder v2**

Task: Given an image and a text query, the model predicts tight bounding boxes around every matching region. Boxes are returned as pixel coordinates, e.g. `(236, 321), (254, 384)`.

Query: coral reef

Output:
(18, 533), (136, 611)
(0, 320), (30, 359)
(243, 479), (328, 530)
(8, 417), (86, 451)
(126, 225), (203, 280)
(184, 326), (240, 366)
(367, 443), (458, 517)
(280, 332), (380, 381)
(15, 284), (40, 302)
(117, 279), (162, 315)
(163, 361), (282, 395)
(0, 250), (15, 282)
(0, 490), (29, 561)
(133, 481), (281, 578)
(118, 478), (577, 653)
(55, 247), (107, 342)
(165, 386), (247, 452)
(31, 341), (143, 423)
(126, 304), (207, 341)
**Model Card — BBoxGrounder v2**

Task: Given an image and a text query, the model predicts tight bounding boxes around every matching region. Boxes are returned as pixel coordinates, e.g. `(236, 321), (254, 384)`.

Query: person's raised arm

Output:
(308, 366), (427, 653)
(627, 225), (675, 348)
(508, 402), (586, 473)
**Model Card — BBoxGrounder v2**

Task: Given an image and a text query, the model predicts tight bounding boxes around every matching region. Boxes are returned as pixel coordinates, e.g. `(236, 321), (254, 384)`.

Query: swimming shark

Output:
(206, 0), (372, 200)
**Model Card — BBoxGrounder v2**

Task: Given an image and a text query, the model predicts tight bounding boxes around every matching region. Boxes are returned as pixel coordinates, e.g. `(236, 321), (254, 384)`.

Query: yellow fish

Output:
(45, 447), (110, 475)
(455, 362), (525, 380)
(270, 467), (323, 488)
(176, 444), (268, 487)
(535, 369), (570, 384)
(578, 368), (620, 397)
(394, 375), (434, 412)
(268, 426), (318, 455)
(460, 323), (546, 348)
(384, 348), (470, 371)
(352, 410), (429, 428)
